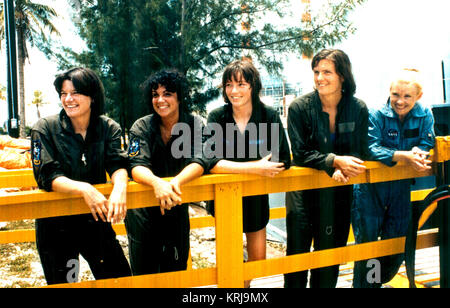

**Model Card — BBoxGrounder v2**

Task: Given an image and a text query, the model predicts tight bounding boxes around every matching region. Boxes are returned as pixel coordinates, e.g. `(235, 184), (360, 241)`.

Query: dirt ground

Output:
(0, 204), (286, 288)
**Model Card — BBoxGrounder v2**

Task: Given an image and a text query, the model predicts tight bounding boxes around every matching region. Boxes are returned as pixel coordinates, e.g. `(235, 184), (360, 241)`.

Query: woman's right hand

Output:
(332, 168), (350, 183)
(80, 183), (109, 222)
(333, 155), (366, 178)
(251, 153), (285, 177)
(153, 178), (182, 215)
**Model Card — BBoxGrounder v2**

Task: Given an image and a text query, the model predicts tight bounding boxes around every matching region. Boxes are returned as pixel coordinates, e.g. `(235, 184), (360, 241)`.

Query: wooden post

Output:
(214, 182), (244, 288)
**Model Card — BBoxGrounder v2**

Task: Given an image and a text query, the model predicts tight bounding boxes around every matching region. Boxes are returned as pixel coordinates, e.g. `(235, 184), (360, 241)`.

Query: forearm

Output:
(210, 159), (258, 175)
(110, 168), (129, 190)
(173, 163), (204, 186)
(131, 165), (163, 188)
(51, 176), (89, 195)
(392, 151), (411, 163)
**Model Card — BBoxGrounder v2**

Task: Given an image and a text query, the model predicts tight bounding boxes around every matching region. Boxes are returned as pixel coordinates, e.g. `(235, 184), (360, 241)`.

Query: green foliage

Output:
(1, 0), (60, 137)
(50, 0), (365, 130)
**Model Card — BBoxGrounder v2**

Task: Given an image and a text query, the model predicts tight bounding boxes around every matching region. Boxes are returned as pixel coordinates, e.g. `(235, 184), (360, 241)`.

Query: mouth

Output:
(230, 96), (243, 101)
(65, 104), (79, 109)
(157, 104), (170, 110)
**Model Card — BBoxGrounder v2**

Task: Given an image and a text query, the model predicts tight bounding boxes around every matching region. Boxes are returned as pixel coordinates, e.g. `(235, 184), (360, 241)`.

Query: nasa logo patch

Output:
(128, 138), (140, 157)
(32, 140), (42, 166)
(387, 129), (399, 139)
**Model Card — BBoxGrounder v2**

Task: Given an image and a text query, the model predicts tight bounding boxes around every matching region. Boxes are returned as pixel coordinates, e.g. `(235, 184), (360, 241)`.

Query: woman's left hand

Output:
(107, 183), (127, 224)
(333, 155), (366, 178)
(252, 153), (286, 177)
(332, 168), (349, 183)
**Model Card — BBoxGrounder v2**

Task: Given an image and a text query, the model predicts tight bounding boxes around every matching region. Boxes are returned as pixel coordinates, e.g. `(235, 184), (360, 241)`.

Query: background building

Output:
(261, 75), (302, 117)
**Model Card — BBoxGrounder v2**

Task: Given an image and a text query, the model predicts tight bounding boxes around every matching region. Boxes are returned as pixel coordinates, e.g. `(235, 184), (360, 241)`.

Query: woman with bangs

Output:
(202, 59), (291, 288)
(31, 67), (131, 284)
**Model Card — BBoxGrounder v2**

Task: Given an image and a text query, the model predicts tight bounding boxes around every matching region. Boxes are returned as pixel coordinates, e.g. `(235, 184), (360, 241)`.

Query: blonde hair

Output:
(390, 68), (423, 95)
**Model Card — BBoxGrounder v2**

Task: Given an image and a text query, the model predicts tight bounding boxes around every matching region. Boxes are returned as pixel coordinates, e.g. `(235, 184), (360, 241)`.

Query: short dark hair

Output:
(311, 49), (356, 96)
(53, 67), (105, 119)
(141, 69), (190, 114)
(222, 59), (263, 106)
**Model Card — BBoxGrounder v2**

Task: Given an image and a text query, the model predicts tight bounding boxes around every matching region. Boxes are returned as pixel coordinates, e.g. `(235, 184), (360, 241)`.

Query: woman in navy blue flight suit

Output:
(352, 68), (435, 288)
(125, 69), (206, 275)
(31, 67), (131, 284)
(201, 59), (291, 288)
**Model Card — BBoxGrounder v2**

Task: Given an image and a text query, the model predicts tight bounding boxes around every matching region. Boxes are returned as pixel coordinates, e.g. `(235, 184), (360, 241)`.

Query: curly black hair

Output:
(141, 69), (191, 114)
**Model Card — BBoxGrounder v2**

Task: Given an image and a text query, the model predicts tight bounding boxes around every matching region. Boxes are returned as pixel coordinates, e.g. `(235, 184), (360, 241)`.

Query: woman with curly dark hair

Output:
(125, 69), (207, 275)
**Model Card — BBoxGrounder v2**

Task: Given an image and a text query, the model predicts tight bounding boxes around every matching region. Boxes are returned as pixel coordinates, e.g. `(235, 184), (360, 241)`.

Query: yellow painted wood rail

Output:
(0, 136), (448, 288)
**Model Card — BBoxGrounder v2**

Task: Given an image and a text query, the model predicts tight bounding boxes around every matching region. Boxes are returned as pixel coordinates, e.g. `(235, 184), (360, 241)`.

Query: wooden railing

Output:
(0, 136), (449, 288)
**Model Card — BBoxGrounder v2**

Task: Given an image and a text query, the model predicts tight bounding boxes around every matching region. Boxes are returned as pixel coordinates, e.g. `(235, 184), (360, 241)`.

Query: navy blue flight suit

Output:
(352, 100), (435, 288)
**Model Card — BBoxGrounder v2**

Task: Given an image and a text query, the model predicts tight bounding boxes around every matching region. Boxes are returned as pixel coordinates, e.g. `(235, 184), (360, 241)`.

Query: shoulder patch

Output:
(128, 138), (140, 157)
(32, 140), (42, 166)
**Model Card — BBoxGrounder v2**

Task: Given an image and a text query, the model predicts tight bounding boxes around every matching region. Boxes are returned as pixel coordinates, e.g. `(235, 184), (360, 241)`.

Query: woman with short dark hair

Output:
(284, 49), (369, 288)
(31, 67), (131, 285)
(202, 59), (291, 287)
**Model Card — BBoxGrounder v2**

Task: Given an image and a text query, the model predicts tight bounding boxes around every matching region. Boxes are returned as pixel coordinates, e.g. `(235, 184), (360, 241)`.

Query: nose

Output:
(317, 72), (325, 81)
(230, 85), (239, 93)
(396, 97), (405, 105)
(63, 93), (74, 101)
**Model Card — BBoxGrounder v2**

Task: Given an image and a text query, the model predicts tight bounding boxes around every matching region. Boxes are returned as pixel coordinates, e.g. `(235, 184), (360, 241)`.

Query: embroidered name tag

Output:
(338, 122), (355, 133)
(404, 128), (420, 138)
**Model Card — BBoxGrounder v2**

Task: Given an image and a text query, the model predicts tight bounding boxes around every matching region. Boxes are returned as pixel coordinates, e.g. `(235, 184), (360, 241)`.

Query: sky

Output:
(1, 0), (450, 127)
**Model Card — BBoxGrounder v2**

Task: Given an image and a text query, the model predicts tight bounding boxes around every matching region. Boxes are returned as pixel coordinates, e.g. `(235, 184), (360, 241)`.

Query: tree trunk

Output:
(36, 104), (41, 119)
(179, 0), (186, 73)
(16, 28), (26, 138)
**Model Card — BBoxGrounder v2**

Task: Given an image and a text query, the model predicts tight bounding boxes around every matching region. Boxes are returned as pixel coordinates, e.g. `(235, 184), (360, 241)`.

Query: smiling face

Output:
(225, 73), (253, 110)
(389, 81), (423, 121)
(60, 80), (92, 121)
(151, 85), (180, 120)
(313, 59), (344, 99)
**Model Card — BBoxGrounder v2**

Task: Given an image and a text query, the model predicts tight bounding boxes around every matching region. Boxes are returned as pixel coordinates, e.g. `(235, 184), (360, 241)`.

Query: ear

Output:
(416, 91), (423, 102)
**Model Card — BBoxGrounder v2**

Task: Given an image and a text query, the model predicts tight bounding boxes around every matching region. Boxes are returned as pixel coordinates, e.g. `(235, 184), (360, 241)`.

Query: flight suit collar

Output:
(381, 99), (427, 120)
(58, 109), (101, 142)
